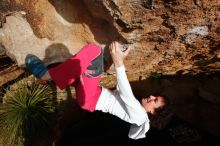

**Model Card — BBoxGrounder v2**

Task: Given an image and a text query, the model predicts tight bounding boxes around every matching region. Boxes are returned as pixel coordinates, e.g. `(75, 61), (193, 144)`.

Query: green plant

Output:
(0, 81), (55, 145)
(150, 72), (163, 79)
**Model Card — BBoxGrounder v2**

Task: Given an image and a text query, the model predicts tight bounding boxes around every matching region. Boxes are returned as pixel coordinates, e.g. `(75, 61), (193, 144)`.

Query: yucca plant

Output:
(0, 81), (55, 146)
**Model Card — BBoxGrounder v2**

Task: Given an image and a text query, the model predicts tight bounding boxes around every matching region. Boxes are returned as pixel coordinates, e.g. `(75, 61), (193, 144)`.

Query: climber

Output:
(25, 41), (173, 139)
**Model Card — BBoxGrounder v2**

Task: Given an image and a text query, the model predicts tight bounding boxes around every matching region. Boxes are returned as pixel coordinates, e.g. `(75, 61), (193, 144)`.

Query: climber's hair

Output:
(147, 95), (174, 129)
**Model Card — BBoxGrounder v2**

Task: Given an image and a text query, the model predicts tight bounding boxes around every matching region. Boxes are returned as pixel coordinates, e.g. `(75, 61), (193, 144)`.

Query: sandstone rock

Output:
(0, 43), (24, 86)
(0, 0), (219, 77)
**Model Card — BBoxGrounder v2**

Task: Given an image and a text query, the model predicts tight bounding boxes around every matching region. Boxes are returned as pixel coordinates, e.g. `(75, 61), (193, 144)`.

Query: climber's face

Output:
(141, 95), (166, 115)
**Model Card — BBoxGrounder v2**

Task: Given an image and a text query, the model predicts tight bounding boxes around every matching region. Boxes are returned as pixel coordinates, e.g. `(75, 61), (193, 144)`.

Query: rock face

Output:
(0, 0), (219, 74)
(0, 0), (220, 139)
(0, 43), (24, 86)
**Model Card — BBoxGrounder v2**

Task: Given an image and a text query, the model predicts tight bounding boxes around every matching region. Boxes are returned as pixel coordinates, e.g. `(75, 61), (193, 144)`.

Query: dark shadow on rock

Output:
(48, 0), (122, 45)
(130, 72), (220, 140)
(57, 71), (220, 146)
(43, 43), (88, 111)
(193, 55), (220, 67)
(43, 63), (88, 146)
(58, 111), (132, 146)
(43, 43), (73, 66)
(58, 112), (220, 146)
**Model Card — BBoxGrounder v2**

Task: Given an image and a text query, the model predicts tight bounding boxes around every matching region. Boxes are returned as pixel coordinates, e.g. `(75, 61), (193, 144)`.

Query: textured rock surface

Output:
(0, 0), (219, 75)
(0, 43), (24, 86)
(83, 0), (220, 75)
